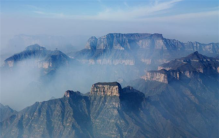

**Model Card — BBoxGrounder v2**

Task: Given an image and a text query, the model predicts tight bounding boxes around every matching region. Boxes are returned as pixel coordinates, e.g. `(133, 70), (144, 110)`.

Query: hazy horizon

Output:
(1, 0), (219, 50)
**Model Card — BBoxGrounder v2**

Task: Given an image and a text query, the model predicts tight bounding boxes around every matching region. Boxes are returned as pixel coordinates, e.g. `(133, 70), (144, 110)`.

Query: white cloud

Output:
(93, 0), (183, 20)
(31, 0), (218, 23)
(143, 10), (219, 22)
(32, 0), (182, 20)
(33, 11), (45, 15)
(25, 5), (42, 11)
(33, 11), (65, 18)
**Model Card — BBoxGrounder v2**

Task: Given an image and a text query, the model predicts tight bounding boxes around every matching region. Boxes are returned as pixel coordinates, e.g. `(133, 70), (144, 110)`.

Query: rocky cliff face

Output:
(86, 33), (166, 50)
(142, 70), (168, 83)
(38, 50), (70, 69)
(85, 36), (97, 50)
(4, 34), (219, 69)
(0, 82), (146, 138)
(64, 90), (81, 98)
(159, 51), (219, 73)
(80, 59), (135, 65)
(141, 70), (180, 83)
(75, 33), (219, 66)
(90, 82), (122, 96)
(142, 51), (219, 83)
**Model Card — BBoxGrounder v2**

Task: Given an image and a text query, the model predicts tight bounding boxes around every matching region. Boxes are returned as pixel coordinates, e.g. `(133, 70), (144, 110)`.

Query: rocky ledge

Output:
(90, 82), (122, 96)
(64, 90), (81, 98)
(141, 69), (180, 84)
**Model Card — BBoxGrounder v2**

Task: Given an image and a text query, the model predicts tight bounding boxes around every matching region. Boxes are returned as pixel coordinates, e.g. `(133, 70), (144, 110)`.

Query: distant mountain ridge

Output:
(4, 44), (49, 67)
(3, 44), (71, 73)
(75, 33), (219, 66)
(3, 33), (219, 69)
(83, 33), (219, 52)
(1, 34), (218, 138)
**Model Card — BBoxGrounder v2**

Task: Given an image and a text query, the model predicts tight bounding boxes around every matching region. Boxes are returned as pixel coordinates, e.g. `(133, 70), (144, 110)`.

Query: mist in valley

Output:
(0, 31), (219, 111)
(0, 48), (142, 110)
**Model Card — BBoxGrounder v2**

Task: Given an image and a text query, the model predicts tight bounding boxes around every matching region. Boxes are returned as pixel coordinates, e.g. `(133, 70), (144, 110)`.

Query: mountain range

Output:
(75, 33), (219, 67)
(4, 33), (219, 70)
(1, 51), (219, 138)
(0, 33), (219, 138)
(3, 33), (219, 83)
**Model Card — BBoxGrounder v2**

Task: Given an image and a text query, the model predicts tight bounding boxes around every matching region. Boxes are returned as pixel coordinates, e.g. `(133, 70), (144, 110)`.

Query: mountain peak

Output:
(85, 36), (97, 49)
(25, 44), (46, 51)
(64, 90), (81, 98)
(44, 50), (70, 61)
(189, 51), (200, 56)
(193, 51), (199, 54)
(51, 50), (65, 55)
(90, 82), (122, 96)
(182, 51), (209, 61)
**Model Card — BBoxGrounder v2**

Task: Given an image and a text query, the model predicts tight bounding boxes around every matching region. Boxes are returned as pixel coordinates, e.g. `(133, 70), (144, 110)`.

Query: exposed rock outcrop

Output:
(64, 90), (81, 98)
(75, 33), (219, 67)
(142, 51), (219, 83)
(158, 51), (219, 73)
(90, 82), (122, 96)
(141, 69), (180, 83)
(85, 36), (97, 50)
(38, 50), (70, 69)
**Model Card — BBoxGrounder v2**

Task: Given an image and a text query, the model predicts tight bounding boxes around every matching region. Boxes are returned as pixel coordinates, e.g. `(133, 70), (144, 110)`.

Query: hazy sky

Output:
(0, 0), (219, 48)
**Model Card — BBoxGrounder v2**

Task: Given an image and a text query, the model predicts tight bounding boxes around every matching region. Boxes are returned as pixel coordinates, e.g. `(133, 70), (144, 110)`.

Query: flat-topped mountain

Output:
(3, 34), (219, 80)
(1, 81), (218, 138)
(141, 69), (180, 84)
(83, 33), (219, 52)
(4, 34), (219, 68)
(0, 34), (218, 138)
(75, 33), (219, 66)
(85, 33), (164, 50)
(90, 82), (122, 96)
(0, 82), (146, 138)
(142, 51), (219, 83)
